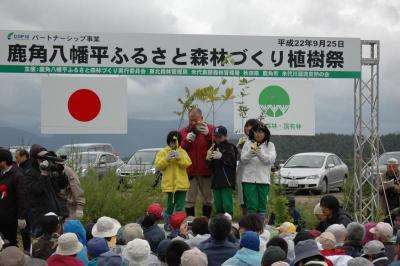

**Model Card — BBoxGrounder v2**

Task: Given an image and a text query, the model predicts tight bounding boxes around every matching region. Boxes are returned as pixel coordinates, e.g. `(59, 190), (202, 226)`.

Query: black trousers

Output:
(0, 221), (18, 246)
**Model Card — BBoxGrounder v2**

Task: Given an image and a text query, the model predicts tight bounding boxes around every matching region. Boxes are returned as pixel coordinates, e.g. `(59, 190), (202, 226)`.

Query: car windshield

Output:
(57, 146), (86, 156)
(128, 151), (157, 165)
(379, 153), (400, 165)
(68, 153), (98, 165)
(284, 155), (325, 168)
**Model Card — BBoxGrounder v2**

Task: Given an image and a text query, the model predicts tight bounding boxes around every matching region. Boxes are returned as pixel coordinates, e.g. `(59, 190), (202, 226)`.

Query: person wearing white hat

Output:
(47, 232), (84, 266)
(379, 157), (400, 217)
(122, 239), (154, 266)
(314, 203), (327, 232)
(92, 216), (121, 252)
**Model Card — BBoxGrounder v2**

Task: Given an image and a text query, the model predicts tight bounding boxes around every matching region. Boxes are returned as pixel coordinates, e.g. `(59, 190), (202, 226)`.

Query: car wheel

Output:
(339, 175), (347, 192)
(321, 178), (329, 194)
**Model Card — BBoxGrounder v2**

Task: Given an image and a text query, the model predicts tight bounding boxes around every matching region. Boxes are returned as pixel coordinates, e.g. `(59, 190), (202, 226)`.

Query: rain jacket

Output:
(240, 141), (277, 184)
(180, 124), (214, 177)
(155, 146), (192, 193)
(63, 219), (89, 266)
(222, 248), (262, 266)
(198, 237), (237, 266)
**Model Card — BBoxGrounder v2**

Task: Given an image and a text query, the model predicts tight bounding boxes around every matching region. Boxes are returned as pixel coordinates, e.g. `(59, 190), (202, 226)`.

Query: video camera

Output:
(38, 151), (66, 173)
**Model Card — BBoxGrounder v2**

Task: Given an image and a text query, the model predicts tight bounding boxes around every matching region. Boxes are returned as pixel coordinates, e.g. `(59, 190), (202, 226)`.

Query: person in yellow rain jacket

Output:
(155, 131), (192, 231)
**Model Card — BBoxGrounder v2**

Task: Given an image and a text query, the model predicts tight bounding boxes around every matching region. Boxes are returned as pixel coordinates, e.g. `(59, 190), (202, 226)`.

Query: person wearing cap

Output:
(362, 240), (390, 266)
(236, 119), (260, 217)
(370, 222), (396, 262)
(167, 211), (187, 240)
(155, 131), (192, 231)
(325, 224), (347, 248)
(206, 125), (237, 216)
(87, 237), (109, 266)
(340, 222), (365, 257)
(180, 107), (215, 218)
(92, 216), (121, 252)
(31, 213), (62, 260)
(314, 203), (327, 232)
(317, 232), (353, 266)
(181, 247), (208, 266)
(348, 257), (374, 266)
(47, 232), (84, 266)
(293, 239), (328, 266)
(199, 214), (237, 266)
(0, 246), (26, 266)
(141, 203), (165, 252)
(25, 144), (69, 235)
(156, 239), (172, 265)
(277, 222), (296, 262)
(63, 219), (89, 265)
(379, 158), (400, 217)
(122, 238), (154, 266)
(0, 148), (27, 247)
(241, 123), (277, 224)
(320, 195), (351, 229)
(261, 246), (288, 266)
(222, 231), (262, 266)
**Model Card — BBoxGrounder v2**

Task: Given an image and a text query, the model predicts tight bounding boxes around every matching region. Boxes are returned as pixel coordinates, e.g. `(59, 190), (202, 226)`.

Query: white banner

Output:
(41, 77), (127, 134)
(234, 79), (315, 136)
(1, 30), (360, 79)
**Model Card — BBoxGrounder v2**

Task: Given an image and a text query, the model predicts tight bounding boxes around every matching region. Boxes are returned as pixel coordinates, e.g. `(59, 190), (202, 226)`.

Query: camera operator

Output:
(55, 155), (85, 220)
(25, 144), (69, 236)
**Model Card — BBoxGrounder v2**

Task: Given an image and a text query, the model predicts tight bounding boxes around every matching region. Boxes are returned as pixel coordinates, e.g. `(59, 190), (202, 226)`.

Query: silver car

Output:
(116, 148), (162, 177)
(56, 143), (115, 158)
(277, 152), (349, 193)
(69, 151), (124, 177)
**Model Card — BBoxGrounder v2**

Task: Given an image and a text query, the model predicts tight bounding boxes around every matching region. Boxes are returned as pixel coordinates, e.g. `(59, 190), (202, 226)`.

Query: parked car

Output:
(56, 143), (115, 158)
(277, 152), (349, 193)
(116, 148), (162, 177)
(378, 151), (400, 174)
(9, 145), (31, 161)
(68, 151), (124, 177)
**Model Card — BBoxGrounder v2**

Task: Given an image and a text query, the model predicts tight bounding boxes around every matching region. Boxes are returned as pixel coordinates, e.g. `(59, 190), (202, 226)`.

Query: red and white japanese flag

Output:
(41, 77), (127, 134)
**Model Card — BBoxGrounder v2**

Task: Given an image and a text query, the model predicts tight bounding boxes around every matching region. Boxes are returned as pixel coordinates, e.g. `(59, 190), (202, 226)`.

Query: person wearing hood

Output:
(0, 149), (27, 247)
(269, 196), (302, 228)
(25, 144), (69, 234)
(320, 195), (351, 228)
(222, 231), (262, 266)
(63, 219), (89, 266)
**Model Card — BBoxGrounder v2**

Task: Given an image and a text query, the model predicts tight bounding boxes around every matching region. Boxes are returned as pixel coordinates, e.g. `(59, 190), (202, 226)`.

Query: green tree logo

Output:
(258, 85), (290, 117)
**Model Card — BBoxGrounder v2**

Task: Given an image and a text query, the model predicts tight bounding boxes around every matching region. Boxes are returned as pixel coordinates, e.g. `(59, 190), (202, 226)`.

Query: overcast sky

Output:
(0, 0), (399, 134)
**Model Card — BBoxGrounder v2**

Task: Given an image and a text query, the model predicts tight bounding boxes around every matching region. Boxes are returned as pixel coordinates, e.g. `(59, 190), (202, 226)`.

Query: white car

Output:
(116, 148), (162, 177)
(68, 151), (124, 177)
(277, 152), (349, 194)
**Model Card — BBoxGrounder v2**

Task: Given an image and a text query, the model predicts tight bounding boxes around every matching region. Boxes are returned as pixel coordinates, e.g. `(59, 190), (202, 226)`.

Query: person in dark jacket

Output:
(269, 195), (302, 228)
(15, 148), (33, 252)
(198, 214), (237, 266)
(0, 149), (27, 246)
(320, 195), (351, 228)
(140, 212), (165, 252)
(25, 144), (69, 235)
(180, 107), (214, 218)
(206, 125), (237, 216)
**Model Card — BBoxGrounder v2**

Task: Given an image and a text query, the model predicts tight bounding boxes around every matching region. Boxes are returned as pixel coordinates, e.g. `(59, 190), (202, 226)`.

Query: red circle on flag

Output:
(68, 88), (101, 122)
